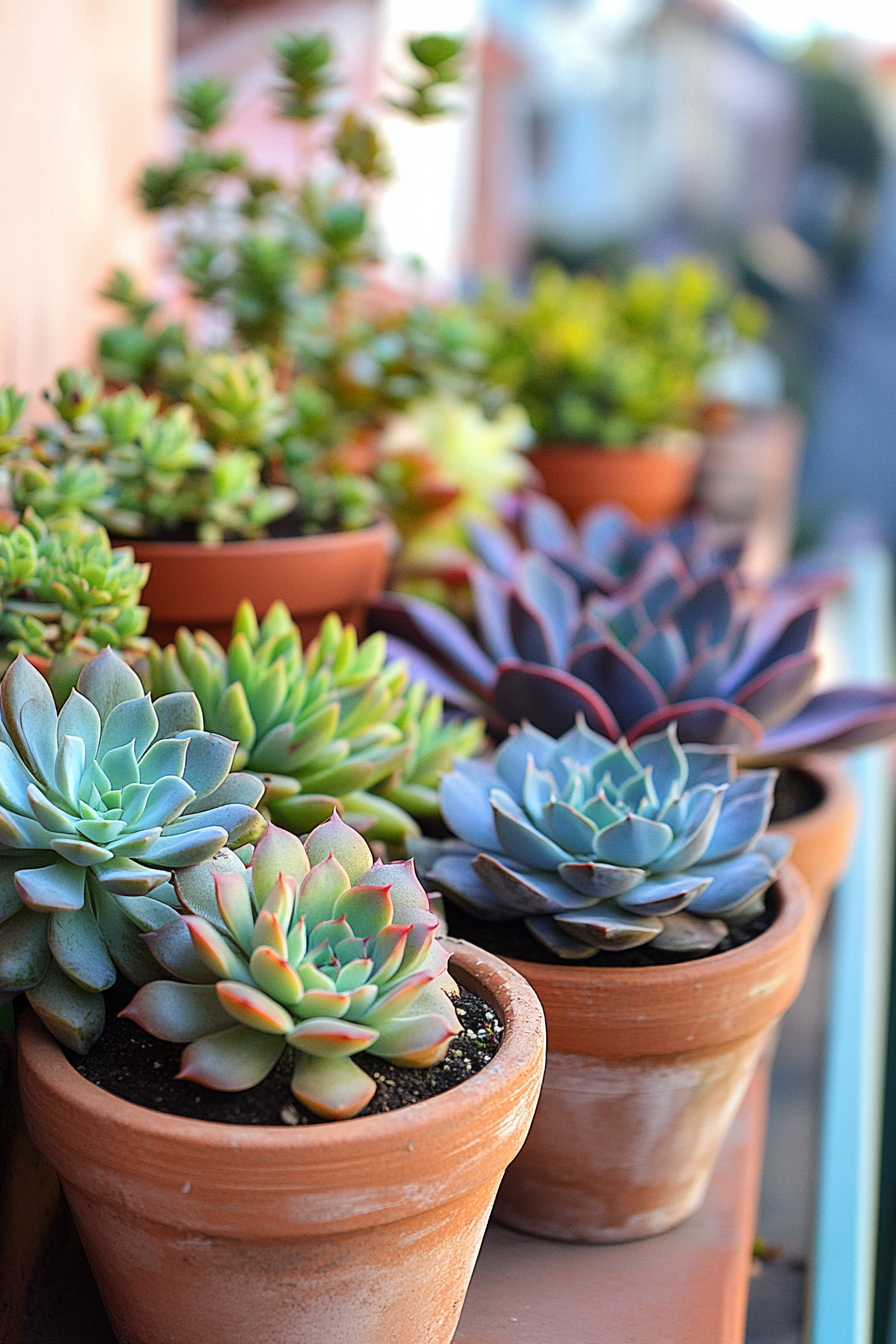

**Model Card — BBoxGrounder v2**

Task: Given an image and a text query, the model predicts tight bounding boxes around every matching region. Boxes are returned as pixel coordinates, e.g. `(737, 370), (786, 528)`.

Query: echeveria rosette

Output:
(412, 718), (790, 960)
(0, 649), (264, 1051)
(125, 814), (461, 1121)
(373, 503), (896, 755)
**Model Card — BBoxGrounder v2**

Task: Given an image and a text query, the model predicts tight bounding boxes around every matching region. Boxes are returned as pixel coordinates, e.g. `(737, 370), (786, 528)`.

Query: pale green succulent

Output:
(0, 649), (264, 1051)
(149, 602), (485, 844)
(126, 813), (460, 1120)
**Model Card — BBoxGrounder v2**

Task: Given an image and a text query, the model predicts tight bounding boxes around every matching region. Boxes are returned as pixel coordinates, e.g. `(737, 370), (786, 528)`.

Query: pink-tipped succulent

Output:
(123, 813), (460, 1120)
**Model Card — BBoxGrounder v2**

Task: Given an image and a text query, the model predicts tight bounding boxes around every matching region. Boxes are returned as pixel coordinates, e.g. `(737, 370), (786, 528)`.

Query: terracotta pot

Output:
(493, 864), (813, 1244)
(17, 943), (545, 1344)
(528, 442), (701, 525)
(768, 754), (857, 931)
(128, 522), (393, 646)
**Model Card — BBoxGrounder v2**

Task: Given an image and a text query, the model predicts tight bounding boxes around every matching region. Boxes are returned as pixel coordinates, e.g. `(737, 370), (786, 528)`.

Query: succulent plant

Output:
(8, 359), (378, 543)
(0, 649), (264, 1051)
(149, 602), (484, 844)
(373, 498), (896, 755)
(475, 259), (767, 445)
(0, 512), (150, 702)
(125, 813), (460, 1120)
(413, 718), (789, 960)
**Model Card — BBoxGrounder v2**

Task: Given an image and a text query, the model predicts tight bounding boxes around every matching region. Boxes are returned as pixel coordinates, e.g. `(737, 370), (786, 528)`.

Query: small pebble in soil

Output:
(73, 984), (502, 1126)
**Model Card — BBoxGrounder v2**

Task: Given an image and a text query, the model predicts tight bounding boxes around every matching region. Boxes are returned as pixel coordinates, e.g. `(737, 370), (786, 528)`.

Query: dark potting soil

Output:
(444, 886), (779, 969)
(111, 509), (360, 548)
(71, 983), (501, 1126)
(770, 764), (824, 825)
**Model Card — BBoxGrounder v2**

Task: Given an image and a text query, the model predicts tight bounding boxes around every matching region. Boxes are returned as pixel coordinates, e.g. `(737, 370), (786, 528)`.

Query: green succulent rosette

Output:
(0, 649), (264, 1050)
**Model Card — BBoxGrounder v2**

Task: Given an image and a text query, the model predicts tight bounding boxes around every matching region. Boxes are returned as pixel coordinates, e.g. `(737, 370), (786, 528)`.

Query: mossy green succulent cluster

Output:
(149, 602), (484, 844)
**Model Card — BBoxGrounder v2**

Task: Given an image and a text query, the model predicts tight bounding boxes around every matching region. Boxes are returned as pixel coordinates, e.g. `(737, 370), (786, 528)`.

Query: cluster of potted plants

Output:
(3, 23), (896, 1344)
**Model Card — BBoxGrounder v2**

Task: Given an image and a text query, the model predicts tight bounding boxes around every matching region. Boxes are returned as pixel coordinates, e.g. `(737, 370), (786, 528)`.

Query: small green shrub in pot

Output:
(149, 601), (484, 844)
(476, 260), (767, 448)
(0, 648), (264, 1050)
(126, 812), (460, 1120)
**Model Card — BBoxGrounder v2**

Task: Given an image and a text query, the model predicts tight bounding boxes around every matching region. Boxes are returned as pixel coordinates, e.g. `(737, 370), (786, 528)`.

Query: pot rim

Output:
(18, 940), (543, 1155)
(503, 863), (814, 1057)
(124, 518), (393, 560)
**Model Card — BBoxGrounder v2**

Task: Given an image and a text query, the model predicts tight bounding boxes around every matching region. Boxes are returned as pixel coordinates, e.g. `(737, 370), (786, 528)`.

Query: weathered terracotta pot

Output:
(129, 522), (393, 646)
(17, 943), (545, 1344)
(493, 864), (813, 1244)
(768, 754), (857, 931)
(528, 442), (701, 524)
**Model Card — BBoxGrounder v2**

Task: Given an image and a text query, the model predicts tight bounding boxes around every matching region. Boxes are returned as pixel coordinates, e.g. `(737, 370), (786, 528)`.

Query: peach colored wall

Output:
(0, 0), (173, 397)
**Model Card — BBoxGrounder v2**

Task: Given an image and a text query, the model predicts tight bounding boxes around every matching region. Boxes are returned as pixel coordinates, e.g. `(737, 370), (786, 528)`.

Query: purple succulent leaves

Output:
(130, 815), (459, 1120)
(416, 719), (789, 959)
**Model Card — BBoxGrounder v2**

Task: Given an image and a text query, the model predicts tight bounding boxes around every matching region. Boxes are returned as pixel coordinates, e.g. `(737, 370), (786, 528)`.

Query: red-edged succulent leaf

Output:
(308, 915), (350, 951)
(178, 1025), (285, 1091)
(758, 686), (896, 755)
(142, 918), (217, 984)
(508, 592), (557, 665)
(121, 981), (233, 1042)
(718, 597), (818, 696)
(250, 822), (310, 895)
(362, 969), (435, 1025)
(495, 661), (621, 739)
(287, 1016), (379, 1056)
(214, 870), (254, 953)
(333, 883), (394, 940)
(567, 639), (666, 734)
(304, 811), (374, 885)
(290, 1054), (376, 1120)
(183, 916), (253, 983)
(626, 698), (763, 750)
(251, 908), (289, 958)
(470, 566), (516, 663)
(248, 946), (303, 1005)
(366, 1012), (458, 1067)
(370, 924), (411, 984)
(297, 855), (351, 929)
(260, 873), (296, 929)
(357, 858), (433, 924)
(733, 650), (818, 729)
(294, 988), (351, 1018)
(216, 980), (294, 1034)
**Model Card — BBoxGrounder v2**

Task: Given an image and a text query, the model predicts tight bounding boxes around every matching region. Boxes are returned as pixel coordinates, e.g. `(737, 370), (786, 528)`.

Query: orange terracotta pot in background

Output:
(528, 442), (702, 525)
(17, 943), (545, 1344)
(493, 864), (813, 1244)
(768, 754), (857, 932)
(129, 521), (393, 647)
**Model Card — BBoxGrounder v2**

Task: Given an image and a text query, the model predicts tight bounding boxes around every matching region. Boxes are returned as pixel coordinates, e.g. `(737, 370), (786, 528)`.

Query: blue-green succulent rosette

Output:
(412, 717), (791, 959)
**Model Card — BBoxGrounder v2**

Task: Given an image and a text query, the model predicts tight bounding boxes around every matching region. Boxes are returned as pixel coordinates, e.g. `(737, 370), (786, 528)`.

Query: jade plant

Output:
(413, 719), (789, 959)
(0, 649), (264, 1051)
(149, 602), (484, 843)
(475, 259), (767, 446)
(4, 361), (378, 544)
(125, 813), (460, 1120)
(373, 498), (896, 754)
(98, 32), (474, 403)
(0, 511), (149, 700)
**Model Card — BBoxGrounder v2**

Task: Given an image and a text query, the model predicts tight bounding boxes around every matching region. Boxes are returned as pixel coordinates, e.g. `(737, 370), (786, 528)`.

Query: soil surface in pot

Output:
(444, 892), (776, 969)
(70, 983), (501, 1126)
(770, 764), (825, 825)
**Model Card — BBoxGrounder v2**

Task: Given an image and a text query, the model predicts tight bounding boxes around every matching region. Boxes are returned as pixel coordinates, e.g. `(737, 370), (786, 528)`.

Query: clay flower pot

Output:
(17, 942), (545, 1344)
(768, 754), (857, 931)
(527, 442), (702, 525)
(493, 864), (813, 1244)
(129, 522), (393, 646)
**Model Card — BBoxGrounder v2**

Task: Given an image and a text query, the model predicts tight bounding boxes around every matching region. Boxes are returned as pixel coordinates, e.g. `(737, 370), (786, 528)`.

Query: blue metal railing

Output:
(809, 547), (895, 1344)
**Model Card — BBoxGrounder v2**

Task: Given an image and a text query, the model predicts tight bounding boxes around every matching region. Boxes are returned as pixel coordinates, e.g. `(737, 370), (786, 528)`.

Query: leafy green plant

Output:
(8, 359), (378, 543)
(0, 649), (264, 1051)
(125, 812), (460, 1120)
(149, 601), (484, 844)
(0, 512), (150, 701)
(476, 260), (767, 446)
